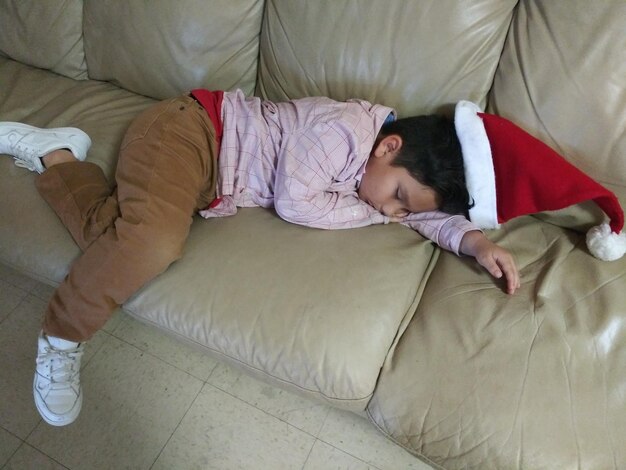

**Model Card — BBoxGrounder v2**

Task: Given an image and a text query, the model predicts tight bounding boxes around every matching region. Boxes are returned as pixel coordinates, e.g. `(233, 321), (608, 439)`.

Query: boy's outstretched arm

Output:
(459, 230), (520, 295)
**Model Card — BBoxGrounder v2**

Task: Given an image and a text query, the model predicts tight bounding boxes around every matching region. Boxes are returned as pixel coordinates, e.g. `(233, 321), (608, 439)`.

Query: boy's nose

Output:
(381, 203), (407, 218)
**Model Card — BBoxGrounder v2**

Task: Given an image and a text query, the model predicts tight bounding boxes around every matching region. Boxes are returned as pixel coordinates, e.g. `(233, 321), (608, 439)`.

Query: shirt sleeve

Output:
(273, 123), (388, 229)
(401, 211), (480, 255)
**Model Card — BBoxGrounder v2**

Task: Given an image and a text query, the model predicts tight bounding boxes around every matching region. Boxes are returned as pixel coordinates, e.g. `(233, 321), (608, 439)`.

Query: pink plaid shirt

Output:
(199, 90), (477, 255)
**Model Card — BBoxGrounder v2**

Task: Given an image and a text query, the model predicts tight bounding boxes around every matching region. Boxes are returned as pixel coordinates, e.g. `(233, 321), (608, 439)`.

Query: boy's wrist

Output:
(459, 230), (489, 257)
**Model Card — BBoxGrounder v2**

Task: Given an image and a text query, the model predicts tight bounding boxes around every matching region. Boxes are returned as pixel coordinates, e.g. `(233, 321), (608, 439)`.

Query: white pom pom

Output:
(586, 223), (626, 261)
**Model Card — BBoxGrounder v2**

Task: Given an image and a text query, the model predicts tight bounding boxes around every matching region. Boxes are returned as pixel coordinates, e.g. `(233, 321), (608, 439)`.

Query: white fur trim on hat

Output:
(454, 101), (499, 229)
(586, 223), (626, 261)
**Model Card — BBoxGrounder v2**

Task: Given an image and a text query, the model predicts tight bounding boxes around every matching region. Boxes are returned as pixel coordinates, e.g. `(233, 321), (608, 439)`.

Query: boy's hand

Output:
(460, 231), (520, 295)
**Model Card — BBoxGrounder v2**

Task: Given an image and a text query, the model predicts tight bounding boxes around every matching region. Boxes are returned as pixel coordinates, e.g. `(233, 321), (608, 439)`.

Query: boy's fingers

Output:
(481, 257), (503, 279)
(480, 251), (520, 294)
(498, 257), (520, 294)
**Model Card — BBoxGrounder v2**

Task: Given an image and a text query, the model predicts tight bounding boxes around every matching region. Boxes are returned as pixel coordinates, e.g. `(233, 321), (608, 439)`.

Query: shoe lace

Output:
(14, 158), (38, 172)
(12, 142), (40, 171)
(37, 346), (84, 390)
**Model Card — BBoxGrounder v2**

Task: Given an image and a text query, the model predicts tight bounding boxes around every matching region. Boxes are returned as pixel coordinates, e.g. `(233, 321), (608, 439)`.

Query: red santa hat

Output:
(454, 100), (625, 261)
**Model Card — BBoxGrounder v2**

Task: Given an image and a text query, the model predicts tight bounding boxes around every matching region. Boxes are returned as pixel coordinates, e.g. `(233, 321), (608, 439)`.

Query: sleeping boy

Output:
(0, 89), (518, 426)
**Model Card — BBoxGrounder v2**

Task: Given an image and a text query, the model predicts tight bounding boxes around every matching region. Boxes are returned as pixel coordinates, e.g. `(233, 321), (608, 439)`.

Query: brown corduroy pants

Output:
(35, 95), (218, 342)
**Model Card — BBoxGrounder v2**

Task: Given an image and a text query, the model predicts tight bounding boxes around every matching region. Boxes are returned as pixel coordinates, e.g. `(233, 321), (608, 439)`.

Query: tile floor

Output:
(0, 263), (433, 470)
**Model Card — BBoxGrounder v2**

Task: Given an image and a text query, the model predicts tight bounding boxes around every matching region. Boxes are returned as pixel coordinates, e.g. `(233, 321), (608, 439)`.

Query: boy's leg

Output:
(35, 160), (120, 250)
(41, 95), (218, 342)
(32, 157), (120, 426)
(7, 95), (217, 425)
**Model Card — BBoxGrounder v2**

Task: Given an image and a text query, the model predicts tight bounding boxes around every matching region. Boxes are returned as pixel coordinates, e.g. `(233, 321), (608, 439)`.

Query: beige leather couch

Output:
(1, 1), (624, 468)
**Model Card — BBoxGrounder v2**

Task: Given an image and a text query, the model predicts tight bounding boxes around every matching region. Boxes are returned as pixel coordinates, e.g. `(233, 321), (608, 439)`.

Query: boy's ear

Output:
(373, 134), (403, 158)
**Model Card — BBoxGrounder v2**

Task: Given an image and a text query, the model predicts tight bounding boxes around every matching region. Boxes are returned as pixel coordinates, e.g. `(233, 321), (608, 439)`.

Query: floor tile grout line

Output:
(311, 404), (388, 470)
(199, 381), (321, 469)
(30, 441), (71, 470)
(0, 271), (40, 294)
(0, 284), (31, 327)
(312, 435), (385, 470)
(0, 423), (23, 442)
(0, 425), (24, 469)
(198, 381), (379, 469)
(201, 358), (333, 440)
(79, 330), (115, 371)
(299, 438), (316, 470)
(1, 441), (23, 469)
(299, 437), (385, 470)
(147, 378), (206, 470)
(0, 276), (31, 295)
(1, 293), (49, 459)
(106, 327), (214, 383)
(208, 380), (332, 432)
(202, 380), (324, 440)
(4, 440), (70, 470)
(85, 329), (209, 388)
(0, 274), (27, 289)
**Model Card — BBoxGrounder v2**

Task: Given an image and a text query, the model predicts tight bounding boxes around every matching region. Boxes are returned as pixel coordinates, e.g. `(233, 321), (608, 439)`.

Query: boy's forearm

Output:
(401, 212), (480, 255)
(459, 230), (490, 257)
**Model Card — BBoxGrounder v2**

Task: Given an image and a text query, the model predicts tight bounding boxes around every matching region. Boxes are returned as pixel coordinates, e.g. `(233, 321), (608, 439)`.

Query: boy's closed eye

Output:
(395, 188), (410, 215)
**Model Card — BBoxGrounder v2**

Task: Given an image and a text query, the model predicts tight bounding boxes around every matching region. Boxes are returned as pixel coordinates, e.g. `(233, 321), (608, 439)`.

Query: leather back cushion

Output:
(0, 0), (87, 79)
(83, 0), (264, 99)
(258, 0), (518, 117)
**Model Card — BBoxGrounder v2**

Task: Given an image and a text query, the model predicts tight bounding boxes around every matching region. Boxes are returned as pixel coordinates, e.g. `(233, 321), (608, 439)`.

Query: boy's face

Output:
(358, 135), (439, 218)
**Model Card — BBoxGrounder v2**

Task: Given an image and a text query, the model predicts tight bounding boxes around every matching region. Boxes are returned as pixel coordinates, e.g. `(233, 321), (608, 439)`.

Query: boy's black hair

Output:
(379, 115), (471, 216)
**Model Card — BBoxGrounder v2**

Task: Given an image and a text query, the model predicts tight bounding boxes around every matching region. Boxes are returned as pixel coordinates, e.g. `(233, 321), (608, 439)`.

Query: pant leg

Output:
(40, 95), (218, 342)
(35, 161), (119, 251)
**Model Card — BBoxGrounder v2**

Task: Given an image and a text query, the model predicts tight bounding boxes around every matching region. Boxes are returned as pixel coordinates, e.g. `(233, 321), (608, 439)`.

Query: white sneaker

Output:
(33, 332), (84, 426)
(0, 122), (91, 173)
